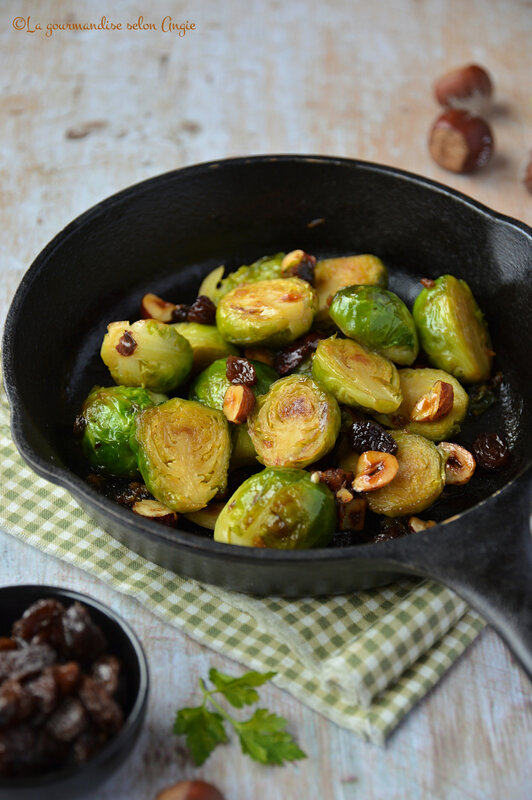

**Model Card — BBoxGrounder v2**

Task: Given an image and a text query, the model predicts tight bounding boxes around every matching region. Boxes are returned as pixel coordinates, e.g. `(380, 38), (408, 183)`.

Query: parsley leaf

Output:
(173, 705), (228, 766)
(173, 669), (306, 766)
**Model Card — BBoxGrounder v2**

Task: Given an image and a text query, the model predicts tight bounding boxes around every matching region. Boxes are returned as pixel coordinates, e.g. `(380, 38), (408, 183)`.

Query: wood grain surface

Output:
(1, 1), (531, 798)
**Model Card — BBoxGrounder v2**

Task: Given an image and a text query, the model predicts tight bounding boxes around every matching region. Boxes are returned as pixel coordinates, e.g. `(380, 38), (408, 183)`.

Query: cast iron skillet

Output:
(3, 155), (532, 680)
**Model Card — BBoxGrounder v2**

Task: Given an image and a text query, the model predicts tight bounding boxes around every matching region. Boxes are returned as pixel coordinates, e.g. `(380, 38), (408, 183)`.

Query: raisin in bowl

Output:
(0, 585), (149, 800)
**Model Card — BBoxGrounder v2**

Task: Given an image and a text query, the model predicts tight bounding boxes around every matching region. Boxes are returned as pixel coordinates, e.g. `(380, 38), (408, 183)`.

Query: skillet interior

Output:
(3, 155), (532, 596)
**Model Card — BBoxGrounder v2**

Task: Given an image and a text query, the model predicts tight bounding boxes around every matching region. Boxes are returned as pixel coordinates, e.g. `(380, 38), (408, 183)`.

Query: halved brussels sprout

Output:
(230, 423), (258, 468)
(213, 467), (336, 548)
(101, 319), (193, 393)
(367, 432), (446, 517)
(171, 322), (238, 374)
(413, 275), (492, 383)
(375, 368), (469, 440)
(314, 254), (388, 322)
(78, 385), (164, 478)
(216, 278), (318, 347)
(132, 398), (230, 512)
(248, 375), (341, 468)
(199, 253), (284, 304)
(312, 337), (402, 414)
(189, 357), (278, 410)
(329, 286), (418, 365)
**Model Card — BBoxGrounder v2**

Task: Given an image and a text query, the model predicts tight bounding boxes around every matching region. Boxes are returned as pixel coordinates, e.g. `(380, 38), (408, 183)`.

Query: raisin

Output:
(187, 295), (216, 324)
(472, 432), (510, 470)
(12, 598), (65, 642)
(78, 676), (123, 733)
(284, 252), (316, 284)
(58, 603), (107, 662)
(46, 697), (88, 742)
(171, 303), (191, 322)
(226, 356), (257, 386)
(26, 671), (58, 722)
(50, 662), (81, 695)
(91, 655), (121, 696)
(0, 643), (56, 682)
(73, 414), (87, 437)
(350, 421), (398, 455)
(0, 679), (34, 726)
(115, 330), (137, 356)
(275, 332), (325, 376)
(114, 481), (152, 506)
(312, 468), (353, 493)
(370, 518), (410, 543)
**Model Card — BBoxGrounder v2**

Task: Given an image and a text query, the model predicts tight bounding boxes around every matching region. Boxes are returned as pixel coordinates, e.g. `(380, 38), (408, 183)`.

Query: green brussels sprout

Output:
(198, 254), (284, 304)
(229, 423), (258, 468)
(312, 337), (402, 414)
(101, 319), (193, 393)
(329, 286), (418, 365)
(171, 322), (238, 374)
(248, 375), (341, 468)
(375, 368), (469, 440)
(79, 385), (165, 478)
(213, 467), (336, 548)
(189, 357), (278, 410)
(132, 398), (230, 512)
(367, 432), (446, 517)
(216, 278), (318, 347)
(413, 275), (492, 383)
(314, 254), (388, 322)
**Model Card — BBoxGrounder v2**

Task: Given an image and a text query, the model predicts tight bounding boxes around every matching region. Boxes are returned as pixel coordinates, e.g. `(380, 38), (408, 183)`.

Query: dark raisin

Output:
(0, 679), (35, 726)
(371, 518), (410, 543)
(350, 421), (398, 455)
(57, 603), (107, 662)
(12, 598), (65, 642)
(0, 644), (56, 682)
(46, 697), (88, 742)
(468, 384), (496, 416)
(115, 330), (137, 356)
(187, 295), (216, 325)
(226, 356), (257, 386)
(171, 303), (191, 322)
(284, 252), (316, 284)
(78, 676), (123, 733)
(275, 332), (325, 376)
(312, 468), (353, 493)
(91, 655), (121, 696)
(114, 481), (152, 506)
(73, 414), (87, 437)
(472, 432), (510, 470)
(50, 662), (81, 696)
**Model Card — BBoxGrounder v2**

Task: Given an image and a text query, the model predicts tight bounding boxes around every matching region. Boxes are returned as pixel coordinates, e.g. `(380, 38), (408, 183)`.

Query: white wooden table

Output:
(1, 1), (531, 797)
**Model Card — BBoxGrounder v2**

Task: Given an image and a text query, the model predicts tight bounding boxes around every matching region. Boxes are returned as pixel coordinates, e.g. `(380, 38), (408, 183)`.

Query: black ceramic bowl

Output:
(0, 585), (149, 800)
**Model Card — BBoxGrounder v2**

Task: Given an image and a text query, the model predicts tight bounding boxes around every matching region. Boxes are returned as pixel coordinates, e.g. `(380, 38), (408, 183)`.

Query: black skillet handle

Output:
(381, 467), (532, 681)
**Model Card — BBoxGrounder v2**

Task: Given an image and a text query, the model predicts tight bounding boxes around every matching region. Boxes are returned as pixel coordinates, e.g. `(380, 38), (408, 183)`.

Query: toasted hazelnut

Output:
(434, 64), (493, 113)
(408, 516), (437, 533)
(437, 441), (476, 485)
(140, 292), (177, 322)
(155, 780), (225, 800)
(281, 249), (316, 283)
(428, 109), (494, 173)
(352, 451), (399, 492)
(337, 496), (367, 531)
(411, 380), (454, 422)
(132, 499), (178, 526)
(336, 487), (354, 504)
(243, 347), (275, 367)
(223, 384), (255, 424)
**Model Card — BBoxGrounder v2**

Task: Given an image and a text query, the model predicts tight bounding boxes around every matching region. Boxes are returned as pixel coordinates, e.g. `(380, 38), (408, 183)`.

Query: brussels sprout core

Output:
(248, 375), (341, 468)
(101, 319), (193, 393)
(132, 398), (230, 512)
(312, 337), (402, 413)
(216, 278), (318, 347)
(214, 467), (336, 548)
(413, 274), (492, 383)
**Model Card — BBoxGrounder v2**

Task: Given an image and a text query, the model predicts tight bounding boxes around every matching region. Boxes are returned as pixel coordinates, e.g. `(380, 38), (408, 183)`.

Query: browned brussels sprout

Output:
(314, 254), (388, 322)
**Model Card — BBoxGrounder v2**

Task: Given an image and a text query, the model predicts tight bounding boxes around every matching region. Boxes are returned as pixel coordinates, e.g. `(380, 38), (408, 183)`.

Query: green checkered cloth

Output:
(0, 381), (484, 743)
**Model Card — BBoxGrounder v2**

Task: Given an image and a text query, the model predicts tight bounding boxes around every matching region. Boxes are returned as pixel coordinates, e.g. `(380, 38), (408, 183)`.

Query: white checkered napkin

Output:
(0, 381), (485, 743)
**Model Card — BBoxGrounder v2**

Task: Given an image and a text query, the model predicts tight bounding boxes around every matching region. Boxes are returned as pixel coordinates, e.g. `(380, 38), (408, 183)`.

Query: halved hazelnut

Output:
(132, 499), (178, 526)
(408, 516), (437, 533)
(437, 441), (476, 485)
(352, 451), (399, 492)
(428, 109), (494, 173)
(336, 487), (354, 504)
(411, 380), (454, 422)
(222, 384), (255, 424)
(280, 249), (316, 283)
(140, 292), (177, 322)
(434, 64), (493, 113)
(337, 496), (367, 531)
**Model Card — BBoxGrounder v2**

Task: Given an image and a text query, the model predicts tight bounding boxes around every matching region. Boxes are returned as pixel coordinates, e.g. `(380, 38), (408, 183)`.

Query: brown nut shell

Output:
(155, 780), (225, 800)
(437, 441), (476, 485)
(428, 109), (494, 173)
(352, 451), (399, 492)
(411, 380), (454, 422)
(434, 64), (493, 111)
(140, 293), (177, 322)
(132, 499), (179, 526)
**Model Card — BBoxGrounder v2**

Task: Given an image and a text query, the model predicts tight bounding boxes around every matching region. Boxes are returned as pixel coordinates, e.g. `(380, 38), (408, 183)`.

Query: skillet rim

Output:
(3, 153), (532, 565)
